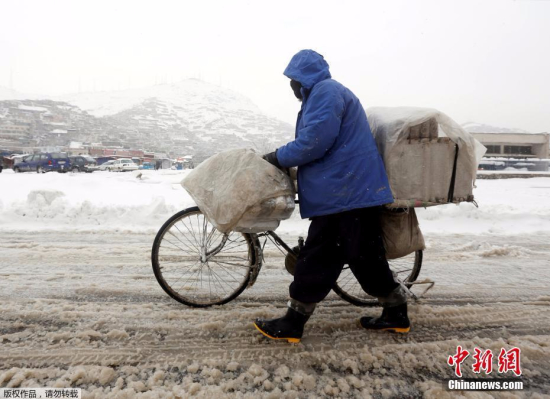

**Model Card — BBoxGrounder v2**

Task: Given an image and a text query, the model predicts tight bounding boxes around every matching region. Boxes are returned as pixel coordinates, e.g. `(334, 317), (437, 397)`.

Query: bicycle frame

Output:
(246, 230), (299, 289)
(253, 228), (433, 302)
(261, 231), (297, 256)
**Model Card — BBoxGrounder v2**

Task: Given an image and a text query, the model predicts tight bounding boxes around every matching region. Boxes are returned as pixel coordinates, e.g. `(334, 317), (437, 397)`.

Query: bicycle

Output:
(151, 204), (425, 308)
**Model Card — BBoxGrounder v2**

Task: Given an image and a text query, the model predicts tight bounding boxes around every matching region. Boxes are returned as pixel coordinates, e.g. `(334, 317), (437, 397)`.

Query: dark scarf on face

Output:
(290, 79), (303, 101)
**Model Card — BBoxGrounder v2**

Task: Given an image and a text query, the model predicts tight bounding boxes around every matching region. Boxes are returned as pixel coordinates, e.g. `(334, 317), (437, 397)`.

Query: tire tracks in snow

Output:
(1, 231), (549, 396)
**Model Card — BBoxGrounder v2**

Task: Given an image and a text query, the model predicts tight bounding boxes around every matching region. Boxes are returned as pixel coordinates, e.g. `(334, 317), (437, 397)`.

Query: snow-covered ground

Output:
(1, 169), (549, 236)
(1, 169), (549, 397)
(0, 169), (196, 232)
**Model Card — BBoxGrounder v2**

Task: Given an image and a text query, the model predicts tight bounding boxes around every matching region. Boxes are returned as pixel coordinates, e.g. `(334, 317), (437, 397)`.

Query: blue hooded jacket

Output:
(276, 50), (393, 218)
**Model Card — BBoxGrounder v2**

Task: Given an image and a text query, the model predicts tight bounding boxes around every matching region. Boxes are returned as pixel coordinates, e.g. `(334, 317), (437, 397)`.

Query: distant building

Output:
(0, 122), (29, 139)
(471, 133), (549, 159)
(67, 141), (88, 155)
(89, 147), (144, 159)
(472, 132), (549, 171)
(50, 129), (68, 136)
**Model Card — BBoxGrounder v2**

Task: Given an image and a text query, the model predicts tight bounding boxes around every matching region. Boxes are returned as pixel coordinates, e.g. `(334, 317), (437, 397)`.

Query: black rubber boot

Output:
(360, 303), (410, 333)
(254, 307), (310, 343)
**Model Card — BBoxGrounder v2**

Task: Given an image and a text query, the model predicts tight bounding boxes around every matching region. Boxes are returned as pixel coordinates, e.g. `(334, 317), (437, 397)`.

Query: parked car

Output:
(3, 154), (30, 170)
(139, 161), (155, 170)
(478, 160), (506, 171)
(69, 155), (98, 173)
(110, 158), (139, 172)
(1, 155), (16, 172)
(13, 152), (71, 173)
(98, 160), (116, 171)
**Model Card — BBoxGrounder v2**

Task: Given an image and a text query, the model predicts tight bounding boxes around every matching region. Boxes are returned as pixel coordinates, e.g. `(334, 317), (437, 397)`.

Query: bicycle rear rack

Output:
(400, 279), (435, 301)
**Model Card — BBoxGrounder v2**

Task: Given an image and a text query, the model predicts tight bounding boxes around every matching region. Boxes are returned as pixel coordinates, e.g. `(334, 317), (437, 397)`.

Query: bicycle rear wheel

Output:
(333, 250), (423, 307)
(152, 207), (260, 307)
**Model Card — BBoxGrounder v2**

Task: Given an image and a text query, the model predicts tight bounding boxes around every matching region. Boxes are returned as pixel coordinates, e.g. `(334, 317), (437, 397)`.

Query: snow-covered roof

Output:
(462, 122), (531, 134)
(18, 105), (49, 112)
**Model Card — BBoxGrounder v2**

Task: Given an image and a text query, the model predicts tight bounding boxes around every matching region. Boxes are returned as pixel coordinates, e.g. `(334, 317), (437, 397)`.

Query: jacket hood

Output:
(283, 50), (331, 89)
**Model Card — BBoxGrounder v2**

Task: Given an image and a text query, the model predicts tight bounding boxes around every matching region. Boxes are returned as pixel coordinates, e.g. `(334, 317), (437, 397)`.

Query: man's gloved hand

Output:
(262, 151), (282, 169)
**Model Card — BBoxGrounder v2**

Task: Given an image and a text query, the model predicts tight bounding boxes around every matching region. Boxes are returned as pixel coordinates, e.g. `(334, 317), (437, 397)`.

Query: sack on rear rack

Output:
(367, 107), (486, 208)
(182, 148), (295, 233)
(380, 208), (425, 259)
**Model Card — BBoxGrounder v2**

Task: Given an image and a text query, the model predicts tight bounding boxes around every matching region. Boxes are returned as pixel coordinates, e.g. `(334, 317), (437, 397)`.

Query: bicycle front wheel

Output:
(152, 207), (260, 307)
(333, 250), (423, 307)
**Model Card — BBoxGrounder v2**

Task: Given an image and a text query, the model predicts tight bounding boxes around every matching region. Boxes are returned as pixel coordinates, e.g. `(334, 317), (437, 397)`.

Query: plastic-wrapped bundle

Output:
(182, 149), (295, 233)
(367, 107), (487, 208)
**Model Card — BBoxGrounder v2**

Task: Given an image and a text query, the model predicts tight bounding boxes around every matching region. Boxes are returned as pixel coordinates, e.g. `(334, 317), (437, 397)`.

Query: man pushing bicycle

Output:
(255, 49), (410, 343)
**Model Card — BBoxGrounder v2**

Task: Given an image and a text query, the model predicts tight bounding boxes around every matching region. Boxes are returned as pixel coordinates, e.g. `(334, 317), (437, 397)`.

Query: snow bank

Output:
(416, 178), (550, 235)
(1, 169), (549, 235)
(0, 170), (195, 232)
(280, 177), (550, 236)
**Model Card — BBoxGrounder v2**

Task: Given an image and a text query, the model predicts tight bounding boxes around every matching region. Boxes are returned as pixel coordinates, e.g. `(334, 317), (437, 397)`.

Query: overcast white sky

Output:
(1, 0), (549, 132)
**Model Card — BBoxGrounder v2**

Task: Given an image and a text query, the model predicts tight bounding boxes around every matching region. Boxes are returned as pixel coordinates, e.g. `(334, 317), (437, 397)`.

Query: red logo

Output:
(498, 348), (522, 376)
(448, 347), (522, 377)
(472, 348), (493, 374)
(448, 346), (470, 377)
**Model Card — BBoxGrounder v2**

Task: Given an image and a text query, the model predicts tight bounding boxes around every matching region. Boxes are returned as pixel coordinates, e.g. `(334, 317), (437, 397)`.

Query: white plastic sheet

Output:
(182, 149), (295, 233)
(367, 107), (486, 207)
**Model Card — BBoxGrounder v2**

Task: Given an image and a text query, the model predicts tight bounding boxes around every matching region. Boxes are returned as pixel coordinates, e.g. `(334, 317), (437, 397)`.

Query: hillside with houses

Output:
(0, 80), (294, 162)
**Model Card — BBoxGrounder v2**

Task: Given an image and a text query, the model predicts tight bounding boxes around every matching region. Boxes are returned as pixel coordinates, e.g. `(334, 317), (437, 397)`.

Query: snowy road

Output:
(1, 229), (549, 398)
(1, 171), (550, 397)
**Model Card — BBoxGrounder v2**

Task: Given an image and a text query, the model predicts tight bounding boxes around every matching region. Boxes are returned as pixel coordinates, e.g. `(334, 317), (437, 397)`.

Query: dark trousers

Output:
(289, 207), (399, 304)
